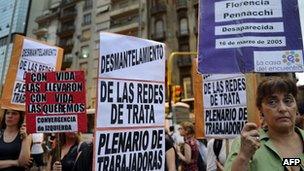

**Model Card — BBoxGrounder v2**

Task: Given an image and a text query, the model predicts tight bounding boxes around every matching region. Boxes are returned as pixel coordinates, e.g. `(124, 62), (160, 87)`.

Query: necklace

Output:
(3, 131), (18, 142)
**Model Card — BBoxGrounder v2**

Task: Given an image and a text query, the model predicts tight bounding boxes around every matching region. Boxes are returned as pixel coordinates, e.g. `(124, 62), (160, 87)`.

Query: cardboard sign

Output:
(1, 35), (63, 111)
(25, 71), (87, 133)
(94, 33), (165, 171)
(203, 74), (247, 138)
(95, 128), (164, 170)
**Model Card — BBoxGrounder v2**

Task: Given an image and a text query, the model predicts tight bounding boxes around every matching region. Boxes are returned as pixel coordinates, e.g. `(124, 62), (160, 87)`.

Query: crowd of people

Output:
(0, 77), (303, 171)
(164, 77), (304, 171)
(0, 109), (93, 171)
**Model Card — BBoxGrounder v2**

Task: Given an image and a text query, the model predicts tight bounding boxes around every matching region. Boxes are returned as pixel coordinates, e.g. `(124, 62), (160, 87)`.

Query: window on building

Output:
(179, 66), (191, 98)
(66, 39), (74, 46)
(83, 0), (93, 11)
(179, 18), (188, 35)
(81, 45), (90, 58)
(155, 20), (164, 37)
(83, 13), (92, 26)
(183, 77), (193, 99)
(82, 29), (91, 41)
(64, 53), (73, 62)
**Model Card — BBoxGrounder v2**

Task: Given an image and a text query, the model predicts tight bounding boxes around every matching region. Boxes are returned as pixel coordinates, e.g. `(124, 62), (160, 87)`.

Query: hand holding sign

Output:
(19, 123), (28, 140)
(239, 122), (260, 161)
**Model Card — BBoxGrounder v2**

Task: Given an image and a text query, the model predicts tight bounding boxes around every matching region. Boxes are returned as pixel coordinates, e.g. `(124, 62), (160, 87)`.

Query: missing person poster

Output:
(25, 71), (87, 133)
(1, 35), (63, 111)
(198, 0), (304, 74)
(94, 32), (165, 171)
(203, 74), (247, 138)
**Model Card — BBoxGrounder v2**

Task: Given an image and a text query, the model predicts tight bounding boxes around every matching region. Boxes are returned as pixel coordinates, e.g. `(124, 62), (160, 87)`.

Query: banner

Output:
(198, 0), (304, 73)
(203, 74), (247, 138)
(25, 71), (87, 133)
(95, 128), (164, 170)
(94, 32), (165, 171)
(1, 35), (63, 111)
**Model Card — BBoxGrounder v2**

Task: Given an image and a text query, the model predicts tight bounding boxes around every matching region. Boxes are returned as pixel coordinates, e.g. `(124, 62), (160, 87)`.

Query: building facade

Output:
(0, 0), (31, 84)
(148, 0), (199, 104)
(71, 0), (148, 109)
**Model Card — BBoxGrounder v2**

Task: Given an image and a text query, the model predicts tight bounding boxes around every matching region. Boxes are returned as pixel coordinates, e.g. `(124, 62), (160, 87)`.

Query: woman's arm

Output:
(216, 160), (224, 171)
(177, 143), (192, 164)
(46, 156), (62, 171)
(0, 160), (19, 169)
(166, 147), (177, 171)
(18, 125), (32, 167)
(229, 123), (260, 171)
(230, 152), (251, 171)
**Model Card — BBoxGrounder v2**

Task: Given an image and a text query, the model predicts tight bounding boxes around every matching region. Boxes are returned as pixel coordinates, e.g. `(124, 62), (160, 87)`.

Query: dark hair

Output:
(169, 126), (174, 132)
(297, 101), (304, 115)
(0, 109), (25, 129)
(59, 133), (81, 146)
(256, 77), (297, 109)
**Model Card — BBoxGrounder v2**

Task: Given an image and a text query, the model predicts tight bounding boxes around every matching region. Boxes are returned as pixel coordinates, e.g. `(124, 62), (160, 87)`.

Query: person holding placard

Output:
(176, 121), (199, 171)
(0, 109), (32, 171)
(224, 77), (304, 171)
(48, 133), (90, 171)
(165, 131), (177, 171)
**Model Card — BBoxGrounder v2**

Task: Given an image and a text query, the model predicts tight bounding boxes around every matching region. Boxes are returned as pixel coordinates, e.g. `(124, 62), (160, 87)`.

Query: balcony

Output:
(151, 3), (166, 15)
(61, 0), (78, 8)
(59, 11), (77, 22)
(58, 40), (74, 53)
(151, 31), (166, 41)
(61, 55), (73, 70)
(176, 0), (187, 11)
(177, 28), (189, 39)
(57, 26), (75, 38)
(33, 27), (48, 36)
(110, 15), (143, 33)
(110, 3), (139, 17)
(35, 9), (59, 24)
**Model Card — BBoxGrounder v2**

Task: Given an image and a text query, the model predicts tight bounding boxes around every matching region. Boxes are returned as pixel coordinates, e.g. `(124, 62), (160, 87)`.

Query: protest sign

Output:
(94, 32), (165, 171)
(203, 74), (247, 138)
(1, 35), (63, 111)
(95, 128), (164, 171)
(198, 0), (304, 74)
(25, 71), (87, 133)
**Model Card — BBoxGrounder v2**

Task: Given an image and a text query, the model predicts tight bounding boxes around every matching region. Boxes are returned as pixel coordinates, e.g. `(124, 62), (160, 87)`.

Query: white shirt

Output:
(207, 139), (232, 171)
(31, 133), (44, 154)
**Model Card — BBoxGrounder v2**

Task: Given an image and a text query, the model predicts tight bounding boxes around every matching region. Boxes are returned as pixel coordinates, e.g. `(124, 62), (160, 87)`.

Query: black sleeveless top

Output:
(0, 129), (25, 171)
(61, 144), (78, 171)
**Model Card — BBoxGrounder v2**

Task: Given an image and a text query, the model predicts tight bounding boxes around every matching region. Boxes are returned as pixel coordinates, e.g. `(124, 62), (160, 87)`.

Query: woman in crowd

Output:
(176, 121), (199, 171)
(0, 109), (32, 171)
(165, 130), (177, 171)
(224, 77), (304, 171)
(31, 133), (44, 171)
(49, 132), (91, 171)
(207, 138), (226, 171)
